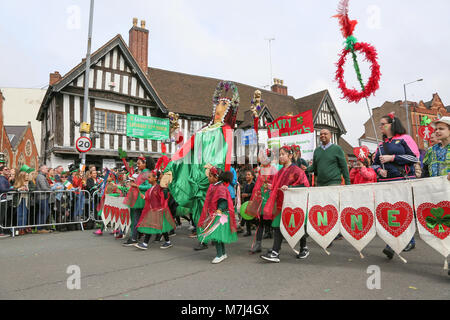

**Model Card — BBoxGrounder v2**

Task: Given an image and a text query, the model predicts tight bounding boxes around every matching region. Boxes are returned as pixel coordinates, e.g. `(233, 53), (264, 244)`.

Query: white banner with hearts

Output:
(277, 177), (449, 269)
(411, 176), (450, 269)
(339, 185), (376, 257)
(306, 186), (341, 253)
(373, 182), (416, 261)
(101, 195), (131, 235)
(280, 188), (308, 252)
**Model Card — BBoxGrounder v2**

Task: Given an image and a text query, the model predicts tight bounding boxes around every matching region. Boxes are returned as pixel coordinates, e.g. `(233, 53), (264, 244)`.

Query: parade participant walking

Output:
(135, 157), (175, 250)
(307, 129), (351, 186)
(373, 113), (420, 258)
(246, 149), (277, 254)
(293, 145), (308, 170)
(163, 81), (239, 251)
(423, 117), (450, 181)
(240, 170), (255, 237)
(350, 157), (377, 184)
(93, 174), (123, 236)
(261, 146), (310, 263)
(122, 156), (155, 246)
(197, 167), (237, 264)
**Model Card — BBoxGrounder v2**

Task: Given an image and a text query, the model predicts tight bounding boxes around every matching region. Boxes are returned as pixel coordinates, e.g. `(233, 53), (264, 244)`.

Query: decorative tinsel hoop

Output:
(335, 41), (381, 103)
(333, 0), (381, 104)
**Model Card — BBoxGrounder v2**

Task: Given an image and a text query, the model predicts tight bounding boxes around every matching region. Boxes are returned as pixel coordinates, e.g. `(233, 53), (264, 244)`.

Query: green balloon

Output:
(240, 201), (253, 221)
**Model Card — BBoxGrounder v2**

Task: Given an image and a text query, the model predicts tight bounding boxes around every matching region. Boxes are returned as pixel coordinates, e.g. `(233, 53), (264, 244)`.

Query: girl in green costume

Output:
(197, 167), (238, 264)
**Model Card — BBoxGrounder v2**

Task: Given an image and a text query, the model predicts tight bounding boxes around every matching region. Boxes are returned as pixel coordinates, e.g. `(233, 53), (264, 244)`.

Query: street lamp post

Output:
(403, 79), (423, 136)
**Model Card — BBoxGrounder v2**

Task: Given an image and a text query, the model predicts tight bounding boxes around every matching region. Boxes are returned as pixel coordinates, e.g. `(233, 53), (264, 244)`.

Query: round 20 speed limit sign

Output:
(76, 136), (93, 153)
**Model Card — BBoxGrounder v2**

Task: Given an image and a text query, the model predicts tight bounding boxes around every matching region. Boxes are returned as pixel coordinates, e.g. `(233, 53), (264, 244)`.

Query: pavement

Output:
(1, 222), (449, 300)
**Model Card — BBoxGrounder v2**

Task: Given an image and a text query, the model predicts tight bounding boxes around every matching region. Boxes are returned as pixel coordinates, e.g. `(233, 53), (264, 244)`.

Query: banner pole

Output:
(364, 98), (385, 170)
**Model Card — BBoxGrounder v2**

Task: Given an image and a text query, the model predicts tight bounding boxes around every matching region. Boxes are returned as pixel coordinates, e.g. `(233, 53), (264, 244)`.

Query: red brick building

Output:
(0, 90), (40, 169)
(411, 93), (450, 149)
(360, 94), (450, 152)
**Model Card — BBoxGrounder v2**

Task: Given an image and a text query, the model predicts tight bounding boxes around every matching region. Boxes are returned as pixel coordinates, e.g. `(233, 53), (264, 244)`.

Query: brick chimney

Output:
(49, 71), (62, 86)
(271, 78), (288, 96)
(129, 18), (149, 73)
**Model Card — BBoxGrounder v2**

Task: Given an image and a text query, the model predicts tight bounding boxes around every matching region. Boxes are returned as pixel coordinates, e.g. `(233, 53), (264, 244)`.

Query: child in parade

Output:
(197, 167), (238, 264)
(349, 157), (377, 184)
(122, 156), (155, 247)
(260, 146), (310, 263)
(245, 149), (277, 254)
(93, 174), (123, 236)
(135, 164), (176, 250)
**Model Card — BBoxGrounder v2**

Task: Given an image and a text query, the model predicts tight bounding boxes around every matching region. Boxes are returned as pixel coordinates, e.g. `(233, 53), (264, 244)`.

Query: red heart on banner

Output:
(353, 146), (370, 160)
(282, 207), (305, 237)
(376, 202), (413, 238)
(340, 207), (374, 240)
(309, 205), (339, 236)
(417, 201), (450, 240)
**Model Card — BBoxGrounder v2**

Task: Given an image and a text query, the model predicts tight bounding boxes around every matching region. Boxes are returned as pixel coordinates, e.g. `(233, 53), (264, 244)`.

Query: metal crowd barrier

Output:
(91, 189), (103, 223)
(0, 190), (92, 238)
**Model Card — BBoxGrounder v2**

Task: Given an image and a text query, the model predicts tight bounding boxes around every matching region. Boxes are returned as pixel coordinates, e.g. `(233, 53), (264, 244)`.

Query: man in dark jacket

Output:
(0, 166), (12, 238)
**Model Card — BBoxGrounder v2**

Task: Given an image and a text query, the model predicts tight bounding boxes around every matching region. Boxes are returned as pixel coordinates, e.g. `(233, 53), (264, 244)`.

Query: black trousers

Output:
(255, 218), (271, 242)
(272, 228), (308, 253)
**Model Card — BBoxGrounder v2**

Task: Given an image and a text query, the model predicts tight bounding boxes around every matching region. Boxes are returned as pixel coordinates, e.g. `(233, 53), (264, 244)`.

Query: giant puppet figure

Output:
(163, 81), (239, 225)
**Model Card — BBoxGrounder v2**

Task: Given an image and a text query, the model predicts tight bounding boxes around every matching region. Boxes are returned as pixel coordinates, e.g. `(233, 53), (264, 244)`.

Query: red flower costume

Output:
(245, 164), (278, 219)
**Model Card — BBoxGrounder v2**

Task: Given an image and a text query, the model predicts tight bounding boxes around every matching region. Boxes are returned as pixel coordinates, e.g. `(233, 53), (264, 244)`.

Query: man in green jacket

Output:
(308, 129), (350, 186)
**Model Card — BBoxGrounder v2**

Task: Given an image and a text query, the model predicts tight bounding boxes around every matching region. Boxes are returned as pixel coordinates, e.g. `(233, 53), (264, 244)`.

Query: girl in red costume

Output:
(245, 148), (278, 254)
(260, 146), (310, 263)
(349, 157), (377, 184)
(134, 156), (173, 250)
(197, 167), (237, 264)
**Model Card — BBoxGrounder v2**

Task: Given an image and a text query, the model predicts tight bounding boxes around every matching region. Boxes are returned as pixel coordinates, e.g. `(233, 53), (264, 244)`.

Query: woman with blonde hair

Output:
(14, 171), (30, 235)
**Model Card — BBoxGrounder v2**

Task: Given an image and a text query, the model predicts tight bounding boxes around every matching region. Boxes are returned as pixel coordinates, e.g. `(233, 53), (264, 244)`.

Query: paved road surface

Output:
(1, 223), (449, 300)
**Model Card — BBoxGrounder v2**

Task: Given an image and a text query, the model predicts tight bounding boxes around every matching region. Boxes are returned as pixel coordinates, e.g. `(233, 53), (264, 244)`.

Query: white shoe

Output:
(211, 255), (227, 264)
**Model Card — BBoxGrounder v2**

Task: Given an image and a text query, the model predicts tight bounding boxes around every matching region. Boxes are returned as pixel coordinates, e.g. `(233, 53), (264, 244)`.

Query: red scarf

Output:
(198, 183), (237, 233)
(263, 164), (310, 220)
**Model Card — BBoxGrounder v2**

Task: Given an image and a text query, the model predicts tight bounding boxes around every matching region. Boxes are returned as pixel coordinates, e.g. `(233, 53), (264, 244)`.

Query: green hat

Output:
(20, 165), (35, 174)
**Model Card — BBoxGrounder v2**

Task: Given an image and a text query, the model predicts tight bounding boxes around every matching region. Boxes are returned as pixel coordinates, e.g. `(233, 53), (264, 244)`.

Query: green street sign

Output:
(127, 114), (169, 141)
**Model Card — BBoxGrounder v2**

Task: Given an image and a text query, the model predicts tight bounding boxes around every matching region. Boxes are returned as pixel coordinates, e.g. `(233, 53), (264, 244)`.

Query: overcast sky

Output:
(1, 0), (449, 146)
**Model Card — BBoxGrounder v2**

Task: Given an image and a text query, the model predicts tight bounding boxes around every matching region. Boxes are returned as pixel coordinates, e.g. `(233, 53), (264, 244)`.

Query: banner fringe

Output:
(444, 258), (448, 271)
(359, 251), (365, 259)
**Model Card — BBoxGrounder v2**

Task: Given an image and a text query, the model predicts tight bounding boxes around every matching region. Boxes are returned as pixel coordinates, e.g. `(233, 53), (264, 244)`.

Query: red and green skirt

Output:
(197, 211), (238, 244)
(137, 208), (176, 235)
